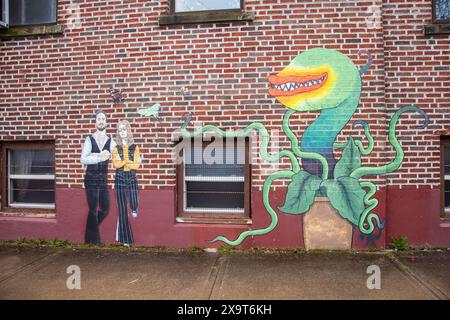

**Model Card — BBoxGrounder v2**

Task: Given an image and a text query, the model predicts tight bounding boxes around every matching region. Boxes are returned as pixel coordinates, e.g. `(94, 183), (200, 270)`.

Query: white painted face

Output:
(96, 112), (107, 131)
(119, 124), (128, 140)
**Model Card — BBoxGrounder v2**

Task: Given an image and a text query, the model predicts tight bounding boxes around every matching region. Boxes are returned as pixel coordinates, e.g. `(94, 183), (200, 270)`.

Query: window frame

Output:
(176, 137), (251, 224)
(433, 0), (450, 24)
(159, 0), (253, 26)
(169, 0), (244, 15)
(440, 136), (450, 219)
(1, 141), (56, 212)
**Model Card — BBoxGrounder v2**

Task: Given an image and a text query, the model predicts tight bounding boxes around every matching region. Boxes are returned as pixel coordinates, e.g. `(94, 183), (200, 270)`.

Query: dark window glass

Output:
(10, 0), (57, 26)
(185, 144), (245, 177)
(175, 0), (241, 13)
(446, 191), (450, 208)
(10, 149), (55, 175)
(445, 146), (450, 175)
(1, 0), (9, 28)
(186, 181), (244, 210)
(435, 0), (450, 21)
(10, 179), (55, 204)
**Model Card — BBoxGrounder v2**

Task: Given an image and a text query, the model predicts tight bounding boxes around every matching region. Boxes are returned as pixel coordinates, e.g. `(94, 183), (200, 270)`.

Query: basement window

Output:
(1, 142), (55, 210)
(176, 137), (251, 224)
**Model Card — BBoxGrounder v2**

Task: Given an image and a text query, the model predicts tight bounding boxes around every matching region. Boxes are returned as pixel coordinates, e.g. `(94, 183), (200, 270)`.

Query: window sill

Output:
(439, 221), (450, 228)
(159, 10), (254, 26)
(0, 211), (56, 219)
(176, 216), (252, 225)
(0, 24), (64, 38)
(424, 23), (450, 35)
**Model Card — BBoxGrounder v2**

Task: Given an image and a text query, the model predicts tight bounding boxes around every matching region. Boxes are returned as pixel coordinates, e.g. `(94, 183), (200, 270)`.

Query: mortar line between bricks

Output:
(208, 255), (228, 300)
(0, 250), (61, 284)
(386, 253), (448, 300)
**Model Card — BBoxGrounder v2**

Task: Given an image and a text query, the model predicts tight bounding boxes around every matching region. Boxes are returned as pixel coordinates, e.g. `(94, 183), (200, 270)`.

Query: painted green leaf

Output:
(333, 137), (361, 178)
(322, 177), (366, 226)
(278, 171), (322, 214)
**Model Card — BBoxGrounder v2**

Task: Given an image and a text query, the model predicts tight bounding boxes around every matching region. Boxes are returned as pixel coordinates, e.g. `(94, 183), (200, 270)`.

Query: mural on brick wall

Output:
(138, 103), (162, 122)
(112, 120), (141, 246)
(180, 48), (429, 249)
(80, 110), (142, 245)
(80, 109), (115, 244)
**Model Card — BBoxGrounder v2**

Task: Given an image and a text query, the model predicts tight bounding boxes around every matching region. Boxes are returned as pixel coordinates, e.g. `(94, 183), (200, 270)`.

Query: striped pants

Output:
(114, 170), (139, 244)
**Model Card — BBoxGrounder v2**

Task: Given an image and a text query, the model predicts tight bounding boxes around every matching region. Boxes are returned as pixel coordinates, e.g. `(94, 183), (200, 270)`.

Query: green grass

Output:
(390, 236), (410, 251)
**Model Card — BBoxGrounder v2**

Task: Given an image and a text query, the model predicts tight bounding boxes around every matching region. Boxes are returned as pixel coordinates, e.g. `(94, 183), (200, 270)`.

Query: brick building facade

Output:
(0, 0), (449, 248)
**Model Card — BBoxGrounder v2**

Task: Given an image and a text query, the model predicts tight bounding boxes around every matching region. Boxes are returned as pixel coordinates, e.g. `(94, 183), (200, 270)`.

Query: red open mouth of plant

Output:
(268, 73), (328, 97)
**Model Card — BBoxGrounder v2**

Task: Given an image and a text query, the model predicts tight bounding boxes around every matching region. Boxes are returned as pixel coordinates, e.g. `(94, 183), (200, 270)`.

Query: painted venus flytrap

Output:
(180, 48), (429, 247)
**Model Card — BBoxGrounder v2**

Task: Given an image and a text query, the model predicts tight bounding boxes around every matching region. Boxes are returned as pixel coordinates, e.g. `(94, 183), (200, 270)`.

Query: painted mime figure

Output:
(80, 109), (116, 244)
(112, 120), (141, 245)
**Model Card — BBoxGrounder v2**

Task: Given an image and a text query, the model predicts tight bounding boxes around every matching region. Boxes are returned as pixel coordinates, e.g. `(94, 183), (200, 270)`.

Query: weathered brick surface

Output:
(0, 0), (448, 191)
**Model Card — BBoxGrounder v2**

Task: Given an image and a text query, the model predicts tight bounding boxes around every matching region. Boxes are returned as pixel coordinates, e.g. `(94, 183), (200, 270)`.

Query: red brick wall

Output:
(0, 0), (449, 247)
(0, 0), (397, 190)
(383, 0), (449, 188)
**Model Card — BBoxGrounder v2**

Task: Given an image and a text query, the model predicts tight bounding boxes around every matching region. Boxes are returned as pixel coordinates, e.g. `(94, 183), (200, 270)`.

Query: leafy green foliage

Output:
(390, 236), (410, 251)
(47, 239), (71, 248)
(278, 171), (322, 214)
(322, 177), (366, 225)
(334, 137), (361, 178)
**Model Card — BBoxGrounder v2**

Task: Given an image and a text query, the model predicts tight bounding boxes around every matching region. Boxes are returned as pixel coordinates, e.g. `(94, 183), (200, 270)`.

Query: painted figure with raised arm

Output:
(80, 109), (116, 244)
(112, 120), (141, 245)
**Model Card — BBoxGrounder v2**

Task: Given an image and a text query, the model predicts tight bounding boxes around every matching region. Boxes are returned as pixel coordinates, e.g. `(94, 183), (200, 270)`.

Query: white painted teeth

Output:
(273, 78), (324, 91)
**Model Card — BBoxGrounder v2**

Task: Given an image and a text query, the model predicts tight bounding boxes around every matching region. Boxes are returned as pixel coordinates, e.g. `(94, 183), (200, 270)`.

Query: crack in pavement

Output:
(207, 255), (228, 300)
(0, 250), (62, 284)
(387, 253), (448, 300)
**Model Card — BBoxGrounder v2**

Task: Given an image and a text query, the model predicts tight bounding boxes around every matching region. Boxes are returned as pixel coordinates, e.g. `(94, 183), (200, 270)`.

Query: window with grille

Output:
(1, 142), (55, 210)
(176, 137), (250, 223)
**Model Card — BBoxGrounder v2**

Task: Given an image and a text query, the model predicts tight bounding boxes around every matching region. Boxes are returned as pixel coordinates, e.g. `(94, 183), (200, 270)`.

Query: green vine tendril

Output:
(334, 120), (374, 155)
(359, 181), (383, 234)
(350, 106), (429, 180)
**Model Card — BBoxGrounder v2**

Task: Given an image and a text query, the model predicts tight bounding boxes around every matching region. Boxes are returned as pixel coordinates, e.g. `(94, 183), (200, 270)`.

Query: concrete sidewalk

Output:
(0, 245), (449, 300)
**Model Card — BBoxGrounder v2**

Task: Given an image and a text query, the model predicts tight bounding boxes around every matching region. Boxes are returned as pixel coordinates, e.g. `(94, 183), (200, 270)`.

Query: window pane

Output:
(1, 0), (9, 28)
(446, 192), (450, 208)
(175, 0), (241, 13)
(10, 0), (57, 26)
(435, 0), (450, 21)
(185, 144), (244, 177)
(10, 149), (55, 175)
(186, 181), (244, 209)
(10, 179), (55, 204)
